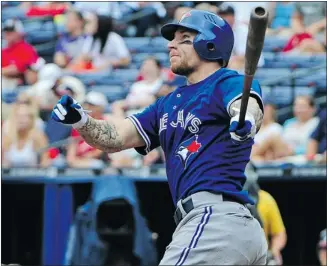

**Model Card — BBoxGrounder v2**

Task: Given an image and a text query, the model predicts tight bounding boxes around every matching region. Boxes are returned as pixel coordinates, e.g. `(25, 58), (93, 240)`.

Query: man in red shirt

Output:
(2, 19), (39, 90)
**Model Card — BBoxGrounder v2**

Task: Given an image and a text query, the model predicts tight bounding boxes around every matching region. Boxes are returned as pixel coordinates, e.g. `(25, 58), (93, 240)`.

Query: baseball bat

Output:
(238, 7), (269, 127)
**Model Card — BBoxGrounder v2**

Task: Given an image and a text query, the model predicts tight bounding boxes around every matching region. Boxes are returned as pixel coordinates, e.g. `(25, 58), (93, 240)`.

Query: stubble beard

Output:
(171, 60), (195, 77)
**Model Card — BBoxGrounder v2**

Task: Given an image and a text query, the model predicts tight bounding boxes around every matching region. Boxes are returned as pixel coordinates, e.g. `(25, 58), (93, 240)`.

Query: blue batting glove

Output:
(51, 95), (89, 128)
(229, 113), (256, 142)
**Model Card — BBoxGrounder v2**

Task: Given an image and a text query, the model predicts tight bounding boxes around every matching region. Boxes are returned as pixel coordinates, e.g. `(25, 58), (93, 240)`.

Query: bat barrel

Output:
(238, 7), (269, 128)
(245, 7), (269, 76)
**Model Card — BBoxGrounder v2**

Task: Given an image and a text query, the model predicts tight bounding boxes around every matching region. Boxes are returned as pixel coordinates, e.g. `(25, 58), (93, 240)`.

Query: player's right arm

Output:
(76, 116), (144, 153)
(51, 95), (145, 153)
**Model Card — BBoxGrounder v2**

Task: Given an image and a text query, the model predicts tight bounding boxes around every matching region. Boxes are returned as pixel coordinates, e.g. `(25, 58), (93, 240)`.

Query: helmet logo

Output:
(204, 14), (219, 25)
(180, 11), (191, 22)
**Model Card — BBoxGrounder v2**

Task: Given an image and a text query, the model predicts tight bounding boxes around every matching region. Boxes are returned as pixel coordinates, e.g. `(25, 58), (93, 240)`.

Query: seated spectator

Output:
(2, 92), (45, 133)
(109, 149), (143, 169)
(155, 76), (187, 98)
(173, 6), (192, 21)
(111, 57), (163, 117)
(318, 229), (326, 266)
(257, 190), (287, 265)
(307, 108), (327, 164)
(266, 2), (295, 37)
(74, 2), (122, 19)
(218, 4), (264, 70)
(69, 13), (130, 73)
(283, 2), (326, 54)
(26, 63), (86, 112)
(2, 104), (50, 168)
(24, 57), (46, 85)
(195, 3), (219, 14)
(54, 10), (88, 68)
(252, 101), (283, 161)
(2, 19), (39, 91)
(251, 95), (319, 162)
(120, 2), (167, 37)
(66, 91), (109, 168)
(25, 1), (70, 17)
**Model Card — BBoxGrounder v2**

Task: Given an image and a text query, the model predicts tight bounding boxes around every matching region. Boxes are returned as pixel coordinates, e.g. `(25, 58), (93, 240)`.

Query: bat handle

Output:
(238, 75), (254, 128)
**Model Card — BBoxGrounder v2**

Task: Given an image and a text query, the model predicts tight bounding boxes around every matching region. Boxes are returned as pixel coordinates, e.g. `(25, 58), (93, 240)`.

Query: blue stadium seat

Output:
(255, 68), (292, 81)
(124, 37), (168, 53)
(112, 69), (139, 82)
(88, 85), (128, 103)
(132, 52), (169, 65)
(263, 86), (316, 107)
(264, 54), (327, 68)
(263, 37), (288, 52)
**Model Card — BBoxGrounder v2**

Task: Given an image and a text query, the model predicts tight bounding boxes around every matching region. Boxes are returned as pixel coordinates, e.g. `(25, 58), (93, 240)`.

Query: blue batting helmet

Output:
(161, 10), (234, 67)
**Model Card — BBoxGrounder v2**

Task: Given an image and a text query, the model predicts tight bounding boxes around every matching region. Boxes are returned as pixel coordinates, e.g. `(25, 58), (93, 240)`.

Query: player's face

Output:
(167, 29), (201, 76)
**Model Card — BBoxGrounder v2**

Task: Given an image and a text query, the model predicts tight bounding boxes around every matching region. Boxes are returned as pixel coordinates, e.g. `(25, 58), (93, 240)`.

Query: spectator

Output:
(111, 57), (163, 117)
(173, 6), (192, 21)
(25, 2), (70, 18)
(2, 91), (45, 134)
(2, 104), (50, 168)
(26, 63), (86, 112)
(2, 19), (39, 91)
(195, 3), (219, 14)
(266, 2), (295, 37)
(318, 229), (326, 266)
(66, 91), (109, 168)
(218, 4), (264, 70)
(120, 2), (167, 37)
(155, 76), (187, 98)
(251, 95), (319, 162)
(251, 101), (283, 162)
(73, 2), (122, 19)
(283, 2), (326, 54)
(69, 13), (130, 73)
(282, 95), (319, 155)
(257, 190), (287, 265)
(307, 108), (327, 164)
(54, 10), (88, 68)
(24, 57), (46, 85)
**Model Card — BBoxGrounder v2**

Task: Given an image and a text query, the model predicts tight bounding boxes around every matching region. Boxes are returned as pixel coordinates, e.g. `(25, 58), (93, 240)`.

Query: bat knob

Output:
(254, 6), (266, 16)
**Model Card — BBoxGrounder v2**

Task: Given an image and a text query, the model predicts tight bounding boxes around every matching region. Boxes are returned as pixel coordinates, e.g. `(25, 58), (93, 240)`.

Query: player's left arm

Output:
(224, 78), (264, 142)
(229, 96), (263, 132)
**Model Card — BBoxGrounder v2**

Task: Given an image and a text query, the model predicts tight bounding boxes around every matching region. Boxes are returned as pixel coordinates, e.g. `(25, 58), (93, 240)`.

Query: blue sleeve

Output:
(55, 38), (65, 53)
(127, 98), (163, 155)
(222, 76), (264, 117)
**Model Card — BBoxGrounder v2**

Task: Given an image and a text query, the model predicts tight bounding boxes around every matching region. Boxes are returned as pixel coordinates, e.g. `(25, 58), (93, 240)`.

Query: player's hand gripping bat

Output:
(238, 7), (269, 128)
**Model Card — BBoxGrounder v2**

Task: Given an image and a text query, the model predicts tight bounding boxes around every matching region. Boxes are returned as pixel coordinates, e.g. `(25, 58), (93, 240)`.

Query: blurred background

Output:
(1, 1), (326, 266)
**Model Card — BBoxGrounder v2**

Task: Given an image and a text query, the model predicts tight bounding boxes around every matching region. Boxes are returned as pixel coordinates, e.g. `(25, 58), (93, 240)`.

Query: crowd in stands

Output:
(1, 1), (326, 170)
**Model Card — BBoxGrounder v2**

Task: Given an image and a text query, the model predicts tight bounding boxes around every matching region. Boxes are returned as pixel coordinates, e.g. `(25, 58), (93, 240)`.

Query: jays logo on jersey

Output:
(176, 134), (202, 169)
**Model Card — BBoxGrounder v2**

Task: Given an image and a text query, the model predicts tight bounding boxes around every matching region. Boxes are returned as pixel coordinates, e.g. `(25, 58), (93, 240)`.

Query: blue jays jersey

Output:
(127, 68), (263, 206)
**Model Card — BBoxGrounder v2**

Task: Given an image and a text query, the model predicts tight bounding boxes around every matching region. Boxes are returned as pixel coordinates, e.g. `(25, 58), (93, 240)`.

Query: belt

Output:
(173, 194), (244, 226)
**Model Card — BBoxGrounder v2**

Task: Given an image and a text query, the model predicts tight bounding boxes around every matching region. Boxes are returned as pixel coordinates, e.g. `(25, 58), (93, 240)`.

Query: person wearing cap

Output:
(218, 4), (264, 70)
(66, 91), (109, 168)
(26, 63), (86, 112)
(318, 229), (326, 266)
(2, 19), (39, 91)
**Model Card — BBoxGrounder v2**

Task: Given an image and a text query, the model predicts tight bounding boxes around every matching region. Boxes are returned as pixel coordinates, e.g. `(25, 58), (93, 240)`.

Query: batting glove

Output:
(51, 95), (89, 128)
(229, 113), (256, 142)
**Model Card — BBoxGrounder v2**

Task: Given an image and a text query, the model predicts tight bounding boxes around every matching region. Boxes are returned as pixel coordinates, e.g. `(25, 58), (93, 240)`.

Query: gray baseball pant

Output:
(159, 191), (268, 265)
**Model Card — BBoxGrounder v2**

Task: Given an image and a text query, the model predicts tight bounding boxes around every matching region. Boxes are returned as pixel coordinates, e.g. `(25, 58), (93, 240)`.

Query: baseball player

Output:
(52, 10), (267, 265)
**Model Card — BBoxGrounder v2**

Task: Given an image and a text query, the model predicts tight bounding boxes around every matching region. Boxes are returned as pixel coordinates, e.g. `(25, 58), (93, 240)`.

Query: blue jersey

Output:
(127, 68), (263, 206)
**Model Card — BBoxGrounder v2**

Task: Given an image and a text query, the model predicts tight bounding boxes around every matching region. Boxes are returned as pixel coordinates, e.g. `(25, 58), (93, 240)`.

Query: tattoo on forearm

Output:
(77, 116), (124, 153)
(230, 97), (263, 131)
